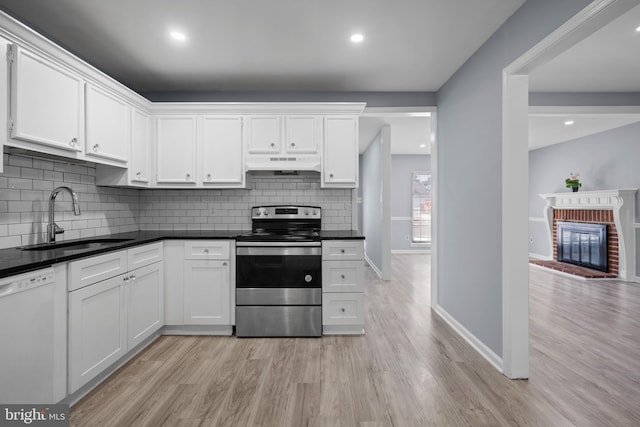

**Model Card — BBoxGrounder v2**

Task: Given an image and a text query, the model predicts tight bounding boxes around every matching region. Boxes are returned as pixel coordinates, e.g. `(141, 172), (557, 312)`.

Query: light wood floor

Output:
(70, 256), (640, 426)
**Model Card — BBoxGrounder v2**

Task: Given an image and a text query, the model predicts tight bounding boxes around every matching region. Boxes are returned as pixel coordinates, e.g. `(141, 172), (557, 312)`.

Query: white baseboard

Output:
(528, 252), (551, 260)
(434, 304), (503, 373)
(364, 254), (383, 279)
(162, 325), (233, 335)
(391, 249), (431, 254)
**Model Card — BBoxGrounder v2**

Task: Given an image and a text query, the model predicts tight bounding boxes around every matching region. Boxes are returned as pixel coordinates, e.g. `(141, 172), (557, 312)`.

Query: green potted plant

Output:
(565, 172), (582, 192)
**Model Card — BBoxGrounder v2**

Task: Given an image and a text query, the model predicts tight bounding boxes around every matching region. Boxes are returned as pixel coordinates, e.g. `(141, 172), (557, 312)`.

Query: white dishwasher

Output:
(0, 267), (65, 404)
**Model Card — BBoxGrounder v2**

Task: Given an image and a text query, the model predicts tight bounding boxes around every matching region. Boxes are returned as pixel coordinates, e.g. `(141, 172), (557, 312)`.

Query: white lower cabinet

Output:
(68, 242), (164, 393)
(127, 262), (164, 350)
(183, 260), (230, 325)
(322, 292), (365, 326)
(164, 240), (234, 333)
(322, 240), (365, 334)
(68, 273), (127, 393)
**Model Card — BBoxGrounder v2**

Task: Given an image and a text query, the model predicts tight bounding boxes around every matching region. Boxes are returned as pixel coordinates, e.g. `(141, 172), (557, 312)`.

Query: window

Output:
(412, 172), (431, 243)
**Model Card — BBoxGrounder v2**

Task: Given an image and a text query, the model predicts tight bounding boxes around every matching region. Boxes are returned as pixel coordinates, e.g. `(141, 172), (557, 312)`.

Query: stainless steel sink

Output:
(20, 238), (134, 251)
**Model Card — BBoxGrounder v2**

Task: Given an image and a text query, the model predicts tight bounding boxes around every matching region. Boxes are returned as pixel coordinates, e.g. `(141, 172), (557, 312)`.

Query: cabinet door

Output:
(183, 260), (230, 325)
(322, 292), (365, 326)
(9, 45), (83, 153)
(156, 115), (197, 185)
(201, 116), (244, 187)
(246, 115), (281, 154)
(129, 108), (151, 184)
(127, 263), (163, 350)
(85, 84), (129, 165)
(323, 116), (359, 188)
(322, 261), (364, 293)
(284, 115), (320, 154)
(68, 274), (127, 393)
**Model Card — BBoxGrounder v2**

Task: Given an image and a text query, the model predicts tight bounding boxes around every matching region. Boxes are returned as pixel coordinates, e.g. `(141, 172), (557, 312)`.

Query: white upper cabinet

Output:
(8, 45), (84, 155)
(323, 115), (359, 188)
(129, 108), (151, 185)
(155, 115), (197, 185)
(85, 84), (130, 166)
(283, 115), (321, 154)
(246, 115), (320, 155)
(201, 116), (245, 187)
(246, 115), (281, 154)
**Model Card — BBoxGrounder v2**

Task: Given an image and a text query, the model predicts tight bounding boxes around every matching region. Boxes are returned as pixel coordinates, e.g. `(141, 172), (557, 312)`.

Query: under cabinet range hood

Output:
(245, 154), (321, 172)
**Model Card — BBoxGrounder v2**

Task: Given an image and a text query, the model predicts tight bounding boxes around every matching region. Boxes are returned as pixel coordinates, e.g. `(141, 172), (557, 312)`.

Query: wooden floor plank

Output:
(70, 255), (640, 426)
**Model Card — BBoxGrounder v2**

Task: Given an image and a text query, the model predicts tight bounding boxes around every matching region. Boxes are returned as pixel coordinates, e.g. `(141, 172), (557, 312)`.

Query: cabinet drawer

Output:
(184, 240), (230, 260)
(322, 293), (364, 325)
(322, 261), (363, 293)
(68, 250), (127, 291)
(322, 240), (364, 261)
(128, 242), (163, 270)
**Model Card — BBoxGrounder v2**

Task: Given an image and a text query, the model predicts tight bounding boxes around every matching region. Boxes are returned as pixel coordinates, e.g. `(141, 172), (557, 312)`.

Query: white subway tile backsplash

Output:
(1, 153), (354, 248)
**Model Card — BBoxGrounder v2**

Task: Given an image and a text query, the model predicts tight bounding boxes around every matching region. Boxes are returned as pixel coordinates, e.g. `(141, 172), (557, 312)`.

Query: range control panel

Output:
(252, 205), (321, 220)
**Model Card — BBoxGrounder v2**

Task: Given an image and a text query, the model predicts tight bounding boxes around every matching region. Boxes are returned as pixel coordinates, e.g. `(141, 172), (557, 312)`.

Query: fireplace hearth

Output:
(557, 221), (607, 272)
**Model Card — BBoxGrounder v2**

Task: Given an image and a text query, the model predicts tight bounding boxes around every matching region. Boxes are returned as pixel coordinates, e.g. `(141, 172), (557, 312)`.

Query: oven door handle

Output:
(236, 246), (321, 256)
(236, 241), (321, 247)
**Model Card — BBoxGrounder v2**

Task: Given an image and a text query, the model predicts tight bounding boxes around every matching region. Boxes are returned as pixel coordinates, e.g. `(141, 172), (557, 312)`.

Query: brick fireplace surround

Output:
(534, 189), (637, 280)
(552, 209), (618, 276)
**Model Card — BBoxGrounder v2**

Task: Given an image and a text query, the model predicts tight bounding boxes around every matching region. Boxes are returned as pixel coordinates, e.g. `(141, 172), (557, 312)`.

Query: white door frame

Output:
(501, 0), (637, 378)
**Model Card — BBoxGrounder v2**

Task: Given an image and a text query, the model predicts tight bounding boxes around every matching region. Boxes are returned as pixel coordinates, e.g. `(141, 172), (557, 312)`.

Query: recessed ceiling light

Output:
(636, 25), (640, 32)
(564, 120), (574, 126)
(350, 33), (364, 43)
(170, 31), (187, 41)
(419, 144), (426, 148)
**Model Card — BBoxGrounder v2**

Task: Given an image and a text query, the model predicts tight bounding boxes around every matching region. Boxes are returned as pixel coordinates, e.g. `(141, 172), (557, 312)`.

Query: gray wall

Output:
(391, 155), (430, 251)
(435, 0), (593, 356)
(528, 122), (640, 263)
(361, 131), (383, 270)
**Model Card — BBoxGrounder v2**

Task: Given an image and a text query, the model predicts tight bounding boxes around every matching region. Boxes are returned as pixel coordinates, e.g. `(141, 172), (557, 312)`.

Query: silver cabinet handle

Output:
(222, 262), (228, 267)
(341, 274), (346, 279)
(329, 173), (334, 181)
(340, 249), (345, 254)
(206, 173), (212, 181)
(93, 144), (99, 152)
(270, 142), (277, 150)
(186, 173), (191, 181)
(136, 172), (142, 178)
(290, 142), (296, 148)
(340, 308), (346, 313)
(69, 138), (78, 147)
(123, 276), (129, 283)
(204, 249), (209, 255)
(130, 274), (136, 281)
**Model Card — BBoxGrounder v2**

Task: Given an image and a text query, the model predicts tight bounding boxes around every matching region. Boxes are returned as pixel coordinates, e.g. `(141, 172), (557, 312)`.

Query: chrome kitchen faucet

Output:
(47, 186), (81, 243)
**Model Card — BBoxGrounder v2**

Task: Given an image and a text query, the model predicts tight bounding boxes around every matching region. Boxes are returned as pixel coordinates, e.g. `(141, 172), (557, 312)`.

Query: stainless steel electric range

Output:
(235, 205), (322, 337)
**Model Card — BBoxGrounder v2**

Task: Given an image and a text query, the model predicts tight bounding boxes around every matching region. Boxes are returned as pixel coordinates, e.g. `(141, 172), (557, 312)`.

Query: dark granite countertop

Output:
(0, 230), (364, 279)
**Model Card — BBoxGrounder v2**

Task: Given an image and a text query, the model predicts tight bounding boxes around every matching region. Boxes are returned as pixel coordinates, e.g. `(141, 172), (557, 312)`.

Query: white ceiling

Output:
(528, 3), (640, 92)
(359, 116), (432, 155)
(0, 0), (525, 93)
(526, 3), (640, 151)
(528, 110), (640, 151)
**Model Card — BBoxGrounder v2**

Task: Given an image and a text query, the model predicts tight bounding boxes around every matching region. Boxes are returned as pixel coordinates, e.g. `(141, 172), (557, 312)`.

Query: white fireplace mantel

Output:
(539, 189), (637, 280)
